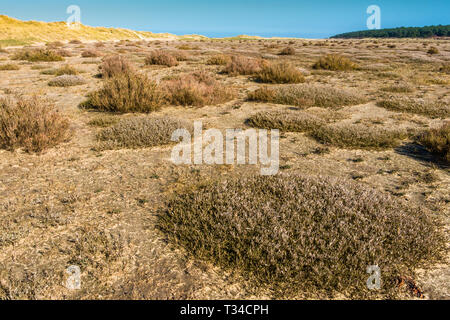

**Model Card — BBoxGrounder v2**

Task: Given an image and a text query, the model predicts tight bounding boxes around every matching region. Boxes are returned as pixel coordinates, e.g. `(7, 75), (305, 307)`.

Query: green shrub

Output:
(312, 54), (359, 71)
(157, 173), (445, 298)
(255, 62), (305, 84)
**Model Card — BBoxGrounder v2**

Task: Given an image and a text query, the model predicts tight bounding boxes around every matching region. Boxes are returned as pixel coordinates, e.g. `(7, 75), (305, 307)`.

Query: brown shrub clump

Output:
(279, 46), (296, 55)
(248, 84), (366, 109)
(157, 173), (445, 298)
(416, 123), (450, 163)
(80, 73), (165, 113)
(427, 47), (439, 55)
(223, 55), (267, 76)
(145, 50), (179, 67)
(0, 96), (70, 153)
(206, 54), (232, 65)
(377, 98), (449, 119)
(439, 63), (450, 74)
(12, 49), (64, 62)
(96, 116), (193, 150)
(99, 55), (134, 78)
(246, 110), (325, 132)
(255, 62), (305, 84)
(163, 71), (236, 107)
(309, 123), (410, 150)
(312, 54), (359, 71)
(81, 49), (102, 58)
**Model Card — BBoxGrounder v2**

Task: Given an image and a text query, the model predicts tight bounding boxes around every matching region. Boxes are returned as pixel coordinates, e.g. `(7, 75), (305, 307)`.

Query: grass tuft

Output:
(312, 54), (359, 71)
(415, 123), (450, 163)
(12, 49), (64, 62)
(255, 62), (305, 84)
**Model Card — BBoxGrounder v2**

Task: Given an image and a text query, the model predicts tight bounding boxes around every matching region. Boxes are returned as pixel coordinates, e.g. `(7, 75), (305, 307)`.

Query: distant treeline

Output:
(331, 25), (450, 39)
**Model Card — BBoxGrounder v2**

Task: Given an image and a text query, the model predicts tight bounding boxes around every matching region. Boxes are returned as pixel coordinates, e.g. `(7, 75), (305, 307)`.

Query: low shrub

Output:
(0, 63), (20, 71)
(80, 73), (165, 113)
(0, 96), (70, 153)
(377, 98), (449, 119)
(415, 123), (449, 163)
(48, 75), (86, 87)
(96, 116), (193, 150)
(312, 54), (359, 71)
(81, 49), (102, 58)
(427, 47), (439, 55)
(309, 123), (410, 149)
(145, 50), (179, 67)
(380, 84), (414, 93)
(255, 62), (305, 84)
(439, 63), (450, 74)
(279, 46), (296, 55)
(157, 173), (445, 298)
(206, 54), (232, 65)
(223, 55), (267, 76)
(246, 110), (325, 132)
(248, 84), (367, 109)
(99, 55), (134, 78)
(12, 49), (64, 62)
(163, 71), (236, 107)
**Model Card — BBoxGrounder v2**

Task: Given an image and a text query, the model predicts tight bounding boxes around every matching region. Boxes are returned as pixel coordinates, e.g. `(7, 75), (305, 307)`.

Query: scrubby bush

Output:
(48, 75), (86, 87)
(12, 49), (64, 62)
(145, 50), (179, 67)
(69, 40), (82, 44)
(377, 98), (449, 119)
(380, 84), (414, 93)
(255, 62), (305, 84)
(80, 73), (165, 113)
(427, 47), (439, 55)
(55, 49), (73, 57)
(157, 173), (445, 298)
(81, 49), (102, 58)
(96, 116), (193, 150)
(42, 64), (79, 76)
(206, 54), (232, 65)
(223, 55), (267, 76)
(163, 71), (236, 107)
(279, 46), (296, 55)
(439, 63), (450, 74)
(99, 55), (134, 78)
(309, 123), (410, 149)
(0, 64), (20, 71)
(246, 110), (325, 132)
(0, 96), (70, 153)
(416, 123), (450, 162)
(248, 84), (366, 109)
(312, 54), (359, 71)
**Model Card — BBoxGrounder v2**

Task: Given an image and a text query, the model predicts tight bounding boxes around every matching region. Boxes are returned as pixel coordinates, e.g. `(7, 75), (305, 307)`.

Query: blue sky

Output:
(1, 0), (449, 38)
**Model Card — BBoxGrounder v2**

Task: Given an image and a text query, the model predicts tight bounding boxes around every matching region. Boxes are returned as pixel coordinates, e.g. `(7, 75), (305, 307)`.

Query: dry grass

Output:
(96, 116), (193, 150)
(312, 54), (359, 71)
(380, 84), (414, 93)
(157, 173), (445, 298)
(163, 71), (236, 107)
(80, 73), (165, 113)
(41, 64), (79, 76)
(439, 63), (450, 74)
(145, 50), (179, 67)
(309, 123), (410, 150)
(427, 47), (439, 55)
(12, 49), (64, 62)
(48, 75), (86, 87)
(248, 84), (367, 109)
(246, 110), (325, 132)
(255, 62), (305, 84)
(99, 55), (134, 78)
(223, 55), (267, 76)
(416, 123), (450, 163)
(0, 63), (19, 71)
(0, 96), (70, 153)
(377, 98), (450, 119)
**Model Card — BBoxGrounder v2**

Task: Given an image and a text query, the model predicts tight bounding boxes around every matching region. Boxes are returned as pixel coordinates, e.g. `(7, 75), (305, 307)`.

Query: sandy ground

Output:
(0, 38), (448, 299)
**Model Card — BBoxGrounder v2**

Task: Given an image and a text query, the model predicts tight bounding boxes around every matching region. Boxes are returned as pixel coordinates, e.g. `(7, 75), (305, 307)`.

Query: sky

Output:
(1, 0), (449, 38)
